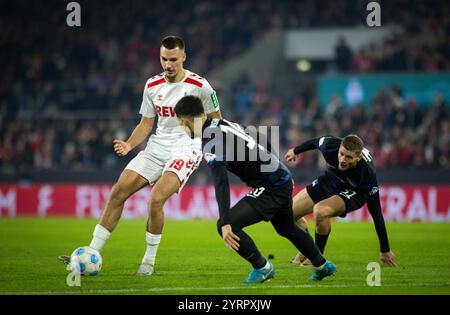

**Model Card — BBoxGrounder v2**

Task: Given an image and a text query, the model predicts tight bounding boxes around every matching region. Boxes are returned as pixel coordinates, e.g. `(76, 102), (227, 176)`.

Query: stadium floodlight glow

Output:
(296, 59), (311, 72)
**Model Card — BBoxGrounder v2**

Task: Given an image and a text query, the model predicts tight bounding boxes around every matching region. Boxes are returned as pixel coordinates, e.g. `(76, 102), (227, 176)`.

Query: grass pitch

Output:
(0, 218), (449, 295)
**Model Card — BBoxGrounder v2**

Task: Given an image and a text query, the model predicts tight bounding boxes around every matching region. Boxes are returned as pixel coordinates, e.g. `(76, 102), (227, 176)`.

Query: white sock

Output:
(259, 261), (271, 270)
(89, 224), (111, 252)
(142, 232), (162, 265)
(315, 261), (327, 270)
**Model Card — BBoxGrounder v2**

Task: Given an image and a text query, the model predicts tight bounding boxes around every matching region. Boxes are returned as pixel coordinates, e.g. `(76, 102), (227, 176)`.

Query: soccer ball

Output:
(69, 246), (102, 276)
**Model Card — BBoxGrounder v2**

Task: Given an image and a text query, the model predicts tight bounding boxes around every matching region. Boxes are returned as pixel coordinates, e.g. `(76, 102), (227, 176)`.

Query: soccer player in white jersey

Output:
(59, 36), (222, 275)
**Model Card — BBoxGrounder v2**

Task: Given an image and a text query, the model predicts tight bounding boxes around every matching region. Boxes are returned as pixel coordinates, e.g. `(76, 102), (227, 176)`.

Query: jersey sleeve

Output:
(293, 136), (341, 155)
(367, 191), (391, 253)
(317, 136), (341, 153)
(203, 124), (230, 227)
(293, 138), (320, 155)
(361, 161), (380, 199)
(362, 179), (379, 199)
(210, 159), (231, 227)
(139, 80), (156, 118)
(364, 172), (390, 253)
(199, 79), (220, 114)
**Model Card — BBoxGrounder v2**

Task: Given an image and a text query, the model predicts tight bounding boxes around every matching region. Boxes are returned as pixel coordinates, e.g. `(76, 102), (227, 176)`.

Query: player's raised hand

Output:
(113, 139), (131, 157)
(284, 148), (298, 163)
(221, 224), (240, 252)
(380, 251), (397, 267)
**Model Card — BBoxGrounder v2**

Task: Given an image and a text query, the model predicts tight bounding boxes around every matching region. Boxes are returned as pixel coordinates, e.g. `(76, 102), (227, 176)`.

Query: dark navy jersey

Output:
(202, 118), (291, 189)
(202, 118), (291, 226)
(294, 135), (391, 253)
(307, 136), (379, 200)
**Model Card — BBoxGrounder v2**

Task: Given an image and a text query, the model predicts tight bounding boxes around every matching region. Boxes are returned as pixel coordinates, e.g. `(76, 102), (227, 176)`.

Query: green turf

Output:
(0, 218), (449, 295)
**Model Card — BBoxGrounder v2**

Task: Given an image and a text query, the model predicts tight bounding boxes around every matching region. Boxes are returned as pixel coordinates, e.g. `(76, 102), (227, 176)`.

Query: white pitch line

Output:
(2, 282), (450, 295)
(2, 284), (355, 295)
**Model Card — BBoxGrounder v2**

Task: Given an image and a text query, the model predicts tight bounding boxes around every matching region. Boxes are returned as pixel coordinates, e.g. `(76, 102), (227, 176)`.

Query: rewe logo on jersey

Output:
(155, 105), (176, 117)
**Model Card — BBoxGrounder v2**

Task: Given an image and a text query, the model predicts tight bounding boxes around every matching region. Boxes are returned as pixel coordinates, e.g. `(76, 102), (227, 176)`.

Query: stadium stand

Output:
(0, 0), (449, 182)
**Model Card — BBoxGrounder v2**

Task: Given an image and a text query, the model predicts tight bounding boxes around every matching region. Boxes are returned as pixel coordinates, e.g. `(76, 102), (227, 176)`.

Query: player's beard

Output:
(165, 68), (176, 79)
(340, 161), (356, 171)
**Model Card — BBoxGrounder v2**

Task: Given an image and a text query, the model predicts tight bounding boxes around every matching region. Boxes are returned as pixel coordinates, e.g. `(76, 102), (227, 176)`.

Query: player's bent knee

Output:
(149, 173), (180, 209)
(313, 205), (331, 221)
(272, 221), (293, 238)
(149, 195), (164, 208)
(109, 184), (130, 204)
(149, 189), (171, 208)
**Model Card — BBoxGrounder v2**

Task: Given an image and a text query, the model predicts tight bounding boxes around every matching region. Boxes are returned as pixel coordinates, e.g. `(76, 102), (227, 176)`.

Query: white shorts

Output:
(125, 135), (202, 192)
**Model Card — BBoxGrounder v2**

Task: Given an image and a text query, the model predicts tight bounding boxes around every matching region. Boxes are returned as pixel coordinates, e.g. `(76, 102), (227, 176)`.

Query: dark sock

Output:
(236, 230), (267, 269)
(293, 229), (325, 267)
(277, 224), (326, 267)
(315, 232), (330, 254)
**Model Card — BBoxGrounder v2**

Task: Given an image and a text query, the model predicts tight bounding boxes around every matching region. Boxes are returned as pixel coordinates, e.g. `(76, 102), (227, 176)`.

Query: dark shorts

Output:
(306, 175), (366, 217)
(243, 181), (293, 221)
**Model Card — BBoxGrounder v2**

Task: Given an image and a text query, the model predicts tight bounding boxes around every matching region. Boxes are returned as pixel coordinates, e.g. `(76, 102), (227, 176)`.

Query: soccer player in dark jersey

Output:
(175, 95), (336, 283)
(284, 135), (396, 267)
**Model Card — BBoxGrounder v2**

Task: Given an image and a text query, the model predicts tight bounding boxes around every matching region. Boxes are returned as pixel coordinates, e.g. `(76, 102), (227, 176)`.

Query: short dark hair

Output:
(161, 36), (185, 50)
(342, 134), (364, 154)
(175, 95), (204, 118)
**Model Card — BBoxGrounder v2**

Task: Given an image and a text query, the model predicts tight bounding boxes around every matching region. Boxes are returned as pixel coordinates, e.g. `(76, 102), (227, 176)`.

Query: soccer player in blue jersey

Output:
(285, 135), (396, 267)
(175, 95), (337, 283)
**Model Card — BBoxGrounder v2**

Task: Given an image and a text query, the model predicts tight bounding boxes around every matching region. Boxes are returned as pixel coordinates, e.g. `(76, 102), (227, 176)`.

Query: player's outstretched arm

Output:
(367, 194), (397, 267)
(285, 138), (322, 163)
(210, 160), (231, 225)
(208, 157), (240, 252)
(113, 116), (154, 157)
(211, 164), (240, 252)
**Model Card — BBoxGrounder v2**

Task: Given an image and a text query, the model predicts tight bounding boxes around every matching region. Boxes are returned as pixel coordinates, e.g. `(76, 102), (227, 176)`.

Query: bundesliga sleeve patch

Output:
(210, 91), (220, 109)
(369, 187), (379, 196)
(204, 152), (217, 165)
(319, 137), (326, 147)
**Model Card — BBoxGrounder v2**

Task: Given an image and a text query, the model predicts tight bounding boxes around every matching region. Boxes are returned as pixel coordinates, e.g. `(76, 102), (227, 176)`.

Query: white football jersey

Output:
(139, 70), (220, 144)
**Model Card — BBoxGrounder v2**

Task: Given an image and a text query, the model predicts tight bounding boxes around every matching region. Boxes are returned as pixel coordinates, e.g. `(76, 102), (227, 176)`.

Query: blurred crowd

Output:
(0, 0), (372, 116)
(1, 0), (450, 179)
(2, 0), (449, 115)
(1, 83), (448, 178)
(230, 78), (450, 171)
(335, 5), (450, 73)
(0, 106), (138, 176)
